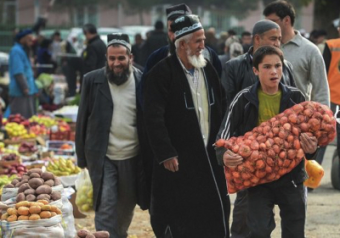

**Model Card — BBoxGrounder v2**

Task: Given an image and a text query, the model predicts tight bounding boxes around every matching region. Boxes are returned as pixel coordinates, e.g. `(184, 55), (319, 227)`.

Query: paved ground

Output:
(75, 144), (340, 238)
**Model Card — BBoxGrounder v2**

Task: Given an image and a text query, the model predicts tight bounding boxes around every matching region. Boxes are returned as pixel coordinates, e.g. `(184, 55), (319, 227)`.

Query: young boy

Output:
(217, 45), (318, 238)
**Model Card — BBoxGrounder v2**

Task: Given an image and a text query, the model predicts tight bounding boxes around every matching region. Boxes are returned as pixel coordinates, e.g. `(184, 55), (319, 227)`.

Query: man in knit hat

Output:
(263, 0), (330, 167)
(8, 29), (39, 118)
(143, 14), (230, 238)
(76, 33), (148, 238)
(219, 19), (299, 238)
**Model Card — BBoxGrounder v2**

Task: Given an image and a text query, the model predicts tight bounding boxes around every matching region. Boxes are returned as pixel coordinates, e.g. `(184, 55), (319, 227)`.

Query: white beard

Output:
(187, 49), (207, 68)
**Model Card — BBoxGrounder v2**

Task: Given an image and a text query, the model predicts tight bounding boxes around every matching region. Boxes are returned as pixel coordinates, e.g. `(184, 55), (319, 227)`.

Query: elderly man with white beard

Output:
(143, 15), (230, 238)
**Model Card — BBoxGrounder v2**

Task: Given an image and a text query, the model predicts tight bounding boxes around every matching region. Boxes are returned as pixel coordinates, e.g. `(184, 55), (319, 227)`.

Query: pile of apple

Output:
(6, 114), (26, 124)
(18, 142), (38, 155)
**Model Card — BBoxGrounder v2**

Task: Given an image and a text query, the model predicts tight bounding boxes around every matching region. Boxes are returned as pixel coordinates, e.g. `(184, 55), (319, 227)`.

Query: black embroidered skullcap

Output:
(252, 20), (280, 36)
(171, 15), (203, 40)
(166, 3), (192, 21)
(107, 33), (131, 52)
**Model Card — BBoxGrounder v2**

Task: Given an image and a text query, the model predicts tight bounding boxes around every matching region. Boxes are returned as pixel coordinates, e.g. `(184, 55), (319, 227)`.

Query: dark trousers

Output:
(247, 182), (306, 238)
(95, 157), (137, 238)
(230, 189), (250, 238)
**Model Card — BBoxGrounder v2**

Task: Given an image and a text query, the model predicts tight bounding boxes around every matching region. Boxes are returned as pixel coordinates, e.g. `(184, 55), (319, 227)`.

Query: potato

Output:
(16, 201), (30, 209)
(30, 172), (41, 178)
(41, 172), (54, 181)
(85, 234), (95, 238)
(4, 183), (14, 188)
(41, 205), (51, 211)
(29, 205), (41, 214)
(29, 202), (43, 207)
(18, 183), (31, 193)
(11, 179), (20, 186)
(54, 176), (61, 186)
(93, 231), (110, 238)
(37, 199), (49, 205)
(36, 185), (52, 195)
(18, 215), (29, 220)
(7, 207), (17, 215)
(24, 188), (36, 195)
(7, 214), (17, 222)
(44, 179), (55, 187)
(16, 193), (25, 203)
(50, 212), (57, 217)
(50, 205), (58, 213)
(40, 211), (51, 219)
(22, 174), (30, 181)
(77, 229), (90, 237)
(50, 191), (61, 201)
(56, 208), (62, 215)
(26, 194), (36, 202)
(15, 180), (26, 188)
(1, 213), (8, 220)
(18, 207), (30, 216)
(37, 194), (50, 202)
(29, 214), (41, 220)
(28, 178), (44, 189)
(28, 168), (42, 176)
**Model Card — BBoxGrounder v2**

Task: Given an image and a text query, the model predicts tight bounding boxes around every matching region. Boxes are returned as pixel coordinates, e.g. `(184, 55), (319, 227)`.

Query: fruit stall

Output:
(0, 108), (105, 237)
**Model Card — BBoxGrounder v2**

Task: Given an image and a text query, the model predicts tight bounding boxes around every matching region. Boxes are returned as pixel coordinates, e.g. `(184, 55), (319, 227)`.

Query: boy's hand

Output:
(223, 150), (243, 169)
(300, 133), (318, 154)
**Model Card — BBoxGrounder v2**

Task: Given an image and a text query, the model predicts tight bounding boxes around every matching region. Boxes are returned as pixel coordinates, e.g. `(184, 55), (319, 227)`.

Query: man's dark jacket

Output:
(137, 44), (222, 108)
(75, 67), (149, 210)
(82, 35), (106, 75)
(216, 81), (313, 186)
(143, 54), (230, 237)
(221, 47), (296, 109)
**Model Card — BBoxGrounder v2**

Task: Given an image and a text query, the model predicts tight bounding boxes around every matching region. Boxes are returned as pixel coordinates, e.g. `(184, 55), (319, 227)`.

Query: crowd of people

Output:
(3, 0), (340, 237)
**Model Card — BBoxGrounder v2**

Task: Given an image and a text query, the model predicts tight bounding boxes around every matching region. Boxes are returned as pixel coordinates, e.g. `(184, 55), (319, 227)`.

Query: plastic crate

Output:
(46, 140), (75, 156)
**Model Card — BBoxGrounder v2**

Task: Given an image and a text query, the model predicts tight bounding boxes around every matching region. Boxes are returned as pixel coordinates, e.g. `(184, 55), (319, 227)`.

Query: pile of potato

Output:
(3, 168), (62, 203)
(1, 200), (62, 222)
(76, 229), (110, 238)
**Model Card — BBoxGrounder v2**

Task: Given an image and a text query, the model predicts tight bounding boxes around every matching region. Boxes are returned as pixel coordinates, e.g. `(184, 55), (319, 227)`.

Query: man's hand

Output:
(223, 150), (243, 169)
(300, 133), (318, 154)
(163, 157), (179, 172)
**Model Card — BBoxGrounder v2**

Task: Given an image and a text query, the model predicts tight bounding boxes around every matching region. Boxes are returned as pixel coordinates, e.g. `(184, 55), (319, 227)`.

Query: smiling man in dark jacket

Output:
(76, 33), (148, 238)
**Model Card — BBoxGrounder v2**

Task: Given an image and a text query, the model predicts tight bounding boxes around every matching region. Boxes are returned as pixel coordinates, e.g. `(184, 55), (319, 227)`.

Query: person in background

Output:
(81, 23), (106, 80)
(323, 22), (340, 164)
(219, 35), (243, 66)
(143, 14), (230, 238)
(217, 45), (317, 238)
(76, 33), (148, 238)
(8, 29), (39, 119)
(51, 31), (62, 63)
(217, 31), (229, 55)
(140, 20), (168, 65)
(205, 27), (219, 53)
(263, 0), (330, 167)
(36, 38), (56, 76)
(131, 33), (144, 68)
(241, 31), (252, 53)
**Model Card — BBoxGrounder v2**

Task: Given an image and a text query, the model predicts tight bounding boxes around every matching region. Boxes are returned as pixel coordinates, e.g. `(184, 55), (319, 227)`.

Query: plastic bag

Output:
(0, 215), (64, 238)
(304, 159), (324, 189)
(61, 187), (76, 238)
(75, 168), (93, 213)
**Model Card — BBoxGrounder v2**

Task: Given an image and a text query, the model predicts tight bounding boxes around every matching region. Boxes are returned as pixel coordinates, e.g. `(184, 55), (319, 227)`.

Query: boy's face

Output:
(253, 54), (282, 93)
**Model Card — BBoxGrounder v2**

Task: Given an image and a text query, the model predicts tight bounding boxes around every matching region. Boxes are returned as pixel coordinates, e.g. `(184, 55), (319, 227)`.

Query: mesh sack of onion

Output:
(215, 101), (337, 194)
